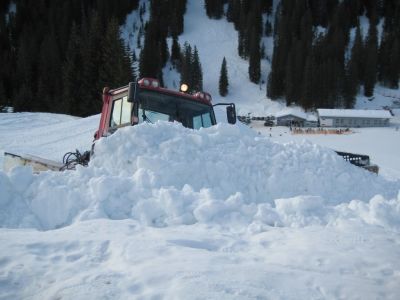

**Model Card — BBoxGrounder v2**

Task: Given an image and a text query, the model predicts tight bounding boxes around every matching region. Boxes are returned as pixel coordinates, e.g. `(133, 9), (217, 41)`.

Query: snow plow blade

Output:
(335, 151), (379, 174)
(3, 152), (63, 173)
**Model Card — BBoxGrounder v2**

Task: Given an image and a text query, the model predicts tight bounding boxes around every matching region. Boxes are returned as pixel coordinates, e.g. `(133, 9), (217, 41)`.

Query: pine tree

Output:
(204, 0), (224, 19)
(227, 0), (241, 29)
(343, 57), (359, 108)
(260, 42), (266, 59)
(388, 37), (400, 88)
(124, 44), (135, 83)
(159, 36), (169, 67)
(0, 80), (7, 109)
(301, 53), (317, 109)
(248, 30), (261, 83)
(267, 2), (291, 100)
(180, 42), (192, 88)
(191, 46), (203, 92)
(14, 31), (38, 112)
(352, 26), (364, 85)
(261, 0), (273, 15)
(0, 13), (13, 108)
(80, 11), (103, 115)
(169, 0), (186, 37)
(136, 27), (142, 48)
(171, 36), (181, 66)
(364, 22), (378, 97)
(219, 57), (229, 96)
(379, 32), (400, 89)
(285, 47), (296, 105)
(237, 14), (247, 58)
(62, 23), (84, 116)
(247, 1), (262, 83)
(36, 32), (62, 112)
(98, 18), (133, 115)
(265, 19), (272, 37)
(139, 21), (160, 78)
(342, 30), (361, 108)
(179, 43), (203, 93)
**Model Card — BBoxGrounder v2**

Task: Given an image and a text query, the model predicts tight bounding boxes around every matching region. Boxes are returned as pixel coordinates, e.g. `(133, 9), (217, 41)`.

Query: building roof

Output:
(276, 111), (307, 120)
(317, 109), (392, 119)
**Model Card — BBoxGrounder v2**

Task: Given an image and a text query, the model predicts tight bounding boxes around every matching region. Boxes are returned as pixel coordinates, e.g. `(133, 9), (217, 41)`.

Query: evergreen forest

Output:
(0, 0), (139, 116)
(267, 0), (400, 109)
(0, 0), (399, 116)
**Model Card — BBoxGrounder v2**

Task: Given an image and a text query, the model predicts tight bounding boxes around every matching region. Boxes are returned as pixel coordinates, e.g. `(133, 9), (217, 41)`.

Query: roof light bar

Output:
(194, 92), (212, 102)
(151, 80), (159, 88)
(138, 78), (160, 88)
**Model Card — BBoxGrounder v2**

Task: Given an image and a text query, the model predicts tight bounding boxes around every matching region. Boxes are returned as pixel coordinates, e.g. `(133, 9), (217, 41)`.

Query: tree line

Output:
(267, 0), (400, 110)
(139, 0), (187, 87)
(1, 0), (399, 115)
(205, 0), (400, 108)
(0, 0), (138, 116)
(206, 0), (273, 86)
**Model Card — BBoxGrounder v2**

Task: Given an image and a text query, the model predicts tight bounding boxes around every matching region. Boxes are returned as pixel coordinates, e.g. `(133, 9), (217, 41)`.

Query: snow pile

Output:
(253, 194), (400, 231)
(1, 122), (399, 231)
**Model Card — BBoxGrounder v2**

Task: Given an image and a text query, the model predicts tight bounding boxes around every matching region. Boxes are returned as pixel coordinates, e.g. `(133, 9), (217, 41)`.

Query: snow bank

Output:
(252, 193), (400, 231)
(1, 122), (399, 231)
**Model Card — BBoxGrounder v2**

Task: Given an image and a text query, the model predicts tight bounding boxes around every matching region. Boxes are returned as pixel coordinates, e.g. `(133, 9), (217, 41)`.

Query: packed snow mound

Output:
(1, 122), (399, 231)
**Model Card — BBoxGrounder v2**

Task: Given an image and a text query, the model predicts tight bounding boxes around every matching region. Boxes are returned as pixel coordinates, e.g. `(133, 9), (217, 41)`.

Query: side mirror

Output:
(127, 82), (138, 103)
(226, 104), (237, 124)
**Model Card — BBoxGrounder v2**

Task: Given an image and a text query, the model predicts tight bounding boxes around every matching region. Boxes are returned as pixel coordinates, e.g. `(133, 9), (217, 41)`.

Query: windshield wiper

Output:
(142, 109), (153, 124)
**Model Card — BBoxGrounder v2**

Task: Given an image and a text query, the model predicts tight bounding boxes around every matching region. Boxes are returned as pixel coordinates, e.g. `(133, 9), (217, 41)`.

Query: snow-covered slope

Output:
(175, 0), (278, 116)
(121, 0), (399, 118)
(1, 114), (400, 299)
(0, 112), (99, 168)
(122, 0), (285, 116)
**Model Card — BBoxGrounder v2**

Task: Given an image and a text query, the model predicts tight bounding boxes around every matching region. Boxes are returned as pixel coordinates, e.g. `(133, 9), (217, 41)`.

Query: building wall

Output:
(277, 115), (305, 126)
(319, 117), (390, 127)
(304, 121), (318, 127)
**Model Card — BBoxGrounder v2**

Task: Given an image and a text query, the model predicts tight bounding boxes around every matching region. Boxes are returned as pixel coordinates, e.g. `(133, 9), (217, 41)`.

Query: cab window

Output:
(193, 113), (212, 129)
(110, 96), (131, 127)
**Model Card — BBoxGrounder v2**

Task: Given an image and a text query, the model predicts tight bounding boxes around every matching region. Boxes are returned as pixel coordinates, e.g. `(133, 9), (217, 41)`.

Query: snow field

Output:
(252, 113), (400, 181)
(0, 112), (98, 166)
(1, 219), (400, 299)
(1, 121), (399, 232)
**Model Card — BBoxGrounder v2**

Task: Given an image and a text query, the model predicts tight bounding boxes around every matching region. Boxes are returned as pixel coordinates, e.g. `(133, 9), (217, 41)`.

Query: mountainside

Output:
(1, 2), (400, 298)
(122, 0), (281, 116)
(1, 0), (399, 116)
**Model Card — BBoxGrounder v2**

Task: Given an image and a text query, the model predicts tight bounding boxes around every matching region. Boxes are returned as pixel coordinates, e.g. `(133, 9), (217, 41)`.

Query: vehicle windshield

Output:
(136, 89), (216, 129)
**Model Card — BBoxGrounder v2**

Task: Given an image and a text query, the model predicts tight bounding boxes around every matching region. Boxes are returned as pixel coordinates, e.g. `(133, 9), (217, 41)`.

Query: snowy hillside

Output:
(121, 0), (400, 119)
(122, 0), (285, 116)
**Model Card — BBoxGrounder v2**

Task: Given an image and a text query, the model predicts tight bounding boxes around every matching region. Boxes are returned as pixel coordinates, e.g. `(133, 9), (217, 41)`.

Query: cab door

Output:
(107, 92), (132, 135)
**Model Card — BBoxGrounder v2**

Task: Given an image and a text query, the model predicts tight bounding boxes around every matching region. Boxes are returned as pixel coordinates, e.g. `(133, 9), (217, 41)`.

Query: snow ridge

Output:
(1, 122), (399, 231)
